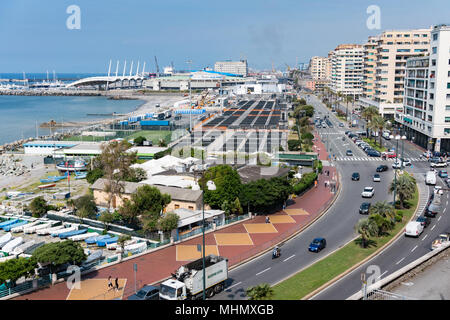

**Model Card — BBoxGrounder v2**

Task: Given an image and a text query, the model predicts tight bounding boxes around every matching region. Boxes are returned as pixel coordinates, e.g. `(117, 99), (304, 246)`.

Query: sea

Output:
(0, 95), (144, 145)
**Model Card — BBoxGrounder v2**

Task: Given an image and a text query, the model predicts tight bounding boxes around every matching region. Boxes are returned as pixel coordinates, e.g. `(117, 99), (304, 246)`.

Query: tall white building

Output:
(309, 56), (331, 80)
(214, 60), (248, 77)
(329, 44), (364, 96)
(395, 25), (450, 152)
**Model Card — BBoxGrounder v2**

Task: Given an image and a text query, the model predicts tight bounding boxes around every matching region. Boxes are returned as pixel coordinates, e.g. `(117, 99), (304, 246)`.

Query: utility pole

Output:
(186, 59), (193, 132)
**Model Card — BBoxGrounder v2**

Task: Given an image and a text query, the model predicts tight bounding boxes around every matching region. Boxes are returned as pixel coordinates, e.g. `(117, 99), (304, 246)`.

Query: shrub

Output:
(293, 172), (317, 195)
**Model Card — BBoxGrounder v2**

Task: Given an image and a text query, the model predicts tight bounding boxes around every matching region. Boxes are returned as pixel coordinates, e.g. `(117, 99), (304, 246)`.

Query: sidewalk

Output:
(15, 134), (338, 300)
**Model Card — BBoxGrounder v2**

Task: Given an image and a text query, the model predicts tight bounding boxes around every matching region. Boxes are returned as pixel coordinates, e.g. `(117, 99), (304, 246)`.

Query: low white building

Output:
(172, 208), (226, 241)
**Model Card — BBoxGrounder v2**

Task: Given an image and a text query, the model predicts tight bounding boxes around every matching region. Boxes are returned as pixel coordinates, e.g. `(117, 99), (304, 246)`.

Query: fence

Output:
(0, 276), (52, 299)
(365, 289), (415, 300)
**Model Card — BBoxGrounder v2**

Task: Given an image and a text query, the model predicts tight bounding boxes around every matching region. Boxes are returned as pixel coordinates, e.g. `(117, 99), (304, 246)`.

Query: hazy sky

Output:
(0, 0), (449, 73)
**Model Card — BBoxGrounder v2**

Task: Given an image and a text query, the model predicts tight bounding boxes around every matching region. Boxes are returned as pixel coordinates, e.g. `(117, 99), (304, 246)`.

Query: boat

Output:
(0, 233), (13, 247)
(51, 226), (76, 237)
(13, 240), (35, 255)
(70, 232), (99, 242)
(123, 242), (147, 254)
(82, 250), (103, 266)
(75, 172), (87, 179)
(56, 160), (87, 172)
(38, 183), (56, 189)
(2, 220), (28, 231)
(12, 221), (39, 233)
(107, 239), (136, 250)
(22, 241), (45, 255)
(40, 178), (55, 183)
(23, 223), (52, 234)
(97, 236), (118, 247)
(0, 219), (19, 228)
(36, 225), (64, 235)
(85, 234), (111, 245)
(2, 237), (23, 254)
(59, 228), (87, 239)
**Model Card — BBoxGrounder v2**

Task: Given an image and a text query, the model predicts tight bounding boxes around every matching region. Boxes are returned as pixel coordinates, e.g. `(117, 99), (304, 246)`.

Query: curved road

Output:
(214, 94), (397, 300)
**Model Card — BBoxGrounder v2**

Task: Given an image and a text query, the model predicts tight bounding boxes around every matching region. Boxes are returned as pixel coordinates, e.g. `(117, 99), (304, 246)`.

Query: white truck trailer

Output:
(159, 254), (228, 300)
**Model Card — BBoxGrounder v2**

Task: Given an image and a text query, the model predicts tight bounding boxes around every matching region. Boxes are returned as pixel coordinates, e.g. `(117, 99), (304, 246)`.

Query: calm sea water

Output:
(0, 95), (143, 145)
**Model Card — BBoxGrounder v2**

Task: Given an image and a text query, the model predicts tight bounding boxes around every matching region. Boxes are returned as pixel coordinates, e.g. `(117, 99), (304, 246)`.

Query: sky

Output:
(0, 0), (449, 73)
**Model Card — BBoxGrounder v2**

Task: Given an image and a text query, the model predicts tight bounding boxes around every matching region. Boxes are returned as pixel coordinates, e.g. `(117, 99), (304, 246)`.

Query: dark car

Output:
(339, 123), (344, 127)
(367, 150), (381, 157)
(416, 216), (431, 228)
(346, 150), (353, 156)
(359, 202), (371, 215)
(376, 165), (388, 172)
(308, 238), (327, 252)
(352, 172), (360, 181)
(438, 170), (448, 178)
(127, 285), (160, 300)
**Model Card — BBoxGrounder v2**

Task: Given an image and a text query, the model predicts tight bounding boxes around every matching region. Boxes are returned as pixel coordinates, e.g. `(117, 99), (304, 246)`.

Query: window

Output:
(446, 117), (450, 123)
(432, 47), (437, 54)
(433, 34), (438, 41)
(188, 206), (194, 210)
(446, 105), (450, 111)
(174, 204), (180, 209)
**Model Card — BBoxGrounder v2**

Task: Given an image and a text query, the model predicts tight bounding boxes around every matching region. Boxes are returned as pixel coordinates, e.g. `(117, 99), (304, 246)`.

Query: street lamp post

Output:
(390, 134), (406, 206)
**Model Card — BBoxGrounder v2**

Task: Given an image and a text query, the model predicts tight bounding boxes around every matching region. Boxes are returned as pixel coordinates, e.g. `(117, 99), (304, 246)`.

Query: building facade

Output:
(309, 56), (331, 80)
(214, 60), (248, 77)
(329, 44), (364, 96)
(359, 28), (431, 118)
(394, 25), (450, 152)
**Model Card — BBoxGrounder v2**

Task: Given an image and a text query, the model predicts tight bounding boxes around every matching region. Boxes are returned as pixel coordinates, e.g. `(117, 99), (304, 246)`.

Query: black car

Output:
(346, 150), (353, 156)
(376, 165), (388, 172)
(367, 150), (381, 157)
(359, 202), (371, 215)
(127, 285), (160, 300)
(352, 172), (360, 181)
(416, 216), (431, 228)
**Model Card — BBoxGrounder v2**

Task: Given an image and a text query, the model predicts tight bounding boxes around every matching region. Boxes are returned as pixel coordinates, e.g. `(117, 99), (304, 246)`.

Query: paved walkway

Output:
(15, 133), (338, 300)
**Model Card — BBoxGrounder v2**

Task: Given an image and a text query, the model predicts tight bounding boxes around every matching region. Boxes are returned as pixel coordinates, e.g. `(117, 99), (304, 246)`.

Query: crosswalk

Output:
(335, 157), (427, 162)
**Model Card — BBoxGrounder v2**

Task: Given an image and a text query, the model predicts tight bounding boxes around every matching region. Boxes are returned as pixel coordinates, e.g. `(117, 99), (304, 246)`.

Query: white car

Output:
(405, 221), (424, 237)
(431, 161), (447, 168)
(373, 174), (381, 182)
(361, 187), (375, 198)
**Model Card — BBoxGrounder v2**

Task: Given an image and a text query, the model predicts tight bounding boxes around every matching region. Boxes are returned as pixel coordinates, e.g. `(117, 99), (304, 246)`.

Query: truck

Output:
(159, 255), (228, 300)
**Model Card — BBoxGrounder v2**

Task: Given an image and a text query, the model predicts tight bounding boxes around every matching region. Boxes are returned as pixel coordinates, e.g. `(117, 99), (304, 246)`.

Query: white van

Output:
(405, 221), (424, 237)
(426, 171), (437, 185)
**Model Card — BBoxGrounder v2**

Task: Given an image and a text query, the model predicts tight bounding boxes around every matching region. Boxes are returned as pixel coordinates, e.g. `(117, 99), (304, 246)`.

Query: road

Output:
(213, 94), (397, 300)
(309, 95), (450, 300)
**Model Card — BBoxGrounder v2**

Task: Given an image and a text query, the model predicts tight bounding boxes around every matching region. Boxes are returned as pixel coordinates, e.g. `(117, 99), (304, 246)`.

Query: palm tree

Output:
(367, 117), (379, 143)
(369, 201), (395, 221)
(246, 283), (274, 300)
(355, 218), (379, 248)
(345, 95), (353, 122)
(361, 106), (379, 138)
(389, 174), (416, 209)
(371, 115), (386, 147)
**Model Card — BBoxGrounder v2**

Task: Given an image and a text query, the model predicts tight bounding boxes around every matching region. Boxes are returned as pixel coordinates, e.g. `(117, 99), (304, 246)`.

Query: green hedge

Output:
(293, 172), (317, 195)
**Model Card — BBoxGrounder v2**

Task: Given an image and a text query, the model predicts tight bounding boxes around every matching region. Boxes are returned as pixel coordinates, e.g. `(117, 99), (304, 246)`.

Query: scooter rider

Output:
(272, 246), (281, 258)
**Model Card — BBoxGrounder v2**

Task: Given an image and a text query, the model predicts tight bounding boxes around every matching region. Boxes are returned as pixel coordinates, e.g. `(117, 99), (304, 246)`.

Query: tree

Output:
(246, 283), (274, 300)
(119, 185), (171, 231)
(158, 139), (168, 147)
(73, 194), (97, 218)
(369, 201), (395, 222)
(117, 234), (132, 254)
(86, 168), (104, 184)
(355, 218), (379, 248)
(133, 136), (147, 146)
(389, 173), (416, 209)
(157, 212), (180, 232)
(98, 140), (137, 210)
(201, 165), (242, 210)
(0, 257), (37, 287)
(288, 139), (302, 151)
(372, 115), (386, 147)
(29, 196), (50, 218)
(361, 106), (379, 138)
(369, 214), (392, 236)
(124, 167), (147, 183)
(31, 240), (87, 274)
(99, 212), (114, 230)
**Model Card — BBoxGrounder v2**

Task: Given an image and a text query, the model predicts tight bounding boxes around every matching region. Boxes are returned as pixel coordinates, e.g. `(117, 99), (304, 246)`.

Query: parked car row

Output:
(345, 131), (381, 157)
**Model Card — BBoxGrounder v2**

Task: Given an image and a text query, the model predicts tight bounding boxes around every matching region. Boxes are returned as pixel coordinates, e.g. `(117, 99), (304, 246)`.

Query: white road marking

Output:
(411, 245), (418, 252)
(255, 268), (271, 276)
(422, 234), (428, 241)
(396, 257), (405, 265)
(226, 281), (242, 291)
(438, 216), (442, 222)
(444, 208), (447, 213)
(377, 271), (388, 280)
(283, 254), (295, 262)
(431, 225), (436, 231)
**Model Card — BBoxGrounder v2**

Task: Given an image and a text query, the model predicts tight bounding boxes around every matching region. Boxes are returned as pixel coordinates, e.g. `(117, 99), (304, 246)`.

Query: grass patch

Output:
(272, 189), (418, 300)
(362, 138), (387, 153)
(125, 130), (173, 144)
(62, 135), (108, 142)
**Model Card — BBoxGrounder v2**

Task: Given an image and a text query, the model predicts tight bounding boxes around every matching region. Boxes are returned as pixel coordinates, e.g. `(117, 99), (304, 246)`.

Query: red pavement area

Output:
(15, 132), (337, 300)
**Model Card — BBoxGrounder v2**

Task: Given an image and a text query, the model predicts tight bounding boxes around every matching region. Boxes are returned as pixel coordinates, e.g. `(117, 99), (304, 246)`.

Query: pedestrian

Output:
(327, 170), (329, 176)
(115, 277), (119, 291)
(314, 180), (318, 188)
(107, 276), (113, 291)
(265, 216), (269, 223)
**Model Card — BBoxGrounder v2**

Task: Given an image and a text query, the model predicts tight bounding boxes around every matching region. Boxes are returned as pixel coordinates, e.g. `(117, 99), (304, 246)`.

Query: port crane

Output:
(154, 56), (160, 75)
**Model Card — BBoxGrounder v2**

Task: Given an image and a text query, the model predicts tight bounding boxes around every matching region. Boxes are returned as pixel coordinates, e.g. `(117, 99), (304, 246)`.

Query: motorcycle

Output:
(272, 247), (281, 259)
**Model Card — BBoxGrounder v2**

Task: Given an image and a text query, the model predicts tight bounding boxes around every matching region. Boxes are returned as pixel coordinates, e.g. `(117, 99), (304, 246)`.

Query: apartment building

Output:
(329, 44), (364, 96)
(214, 60), (248, 77)
(394, 25), (450, 152)
(359, 28), (431, 118)
(309, 56), (331, 80)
